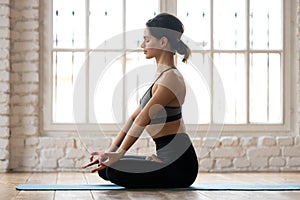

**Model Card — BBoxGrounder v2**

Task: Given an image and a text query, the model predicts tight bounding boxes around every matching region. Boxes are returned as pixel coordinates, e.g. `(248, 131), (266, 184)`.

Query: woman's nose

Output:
(141, 41), (145, 48)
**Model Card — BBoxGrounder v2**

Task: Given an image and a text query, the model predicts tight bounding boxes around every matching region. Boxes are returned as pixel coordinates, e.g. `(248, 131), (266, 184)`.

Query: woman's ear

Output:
(160, 36), (168, 48)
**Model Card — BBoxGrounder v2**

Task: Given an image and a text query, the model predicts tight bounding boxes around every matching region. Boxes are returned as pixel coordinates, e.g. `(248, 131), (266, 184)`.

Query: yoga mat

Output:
(16, 183), (300, 191)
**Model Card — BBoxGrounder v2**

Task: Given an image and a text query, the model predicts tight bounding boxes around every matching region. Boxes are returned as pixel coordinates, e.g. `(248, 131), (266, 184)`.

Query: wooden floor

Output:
(1, 172), (299, 200)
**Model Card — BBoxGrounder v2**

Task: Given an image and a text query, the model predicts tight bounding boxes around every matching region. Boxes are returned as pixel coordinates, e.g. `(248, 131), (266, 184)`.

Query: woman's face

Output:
(141, 28), (162, 59)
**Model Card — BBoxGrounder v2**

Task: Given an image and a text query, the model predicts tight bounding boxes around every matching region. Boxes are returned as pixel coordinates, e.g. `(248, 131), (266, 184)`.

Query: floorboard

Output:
(0, 172), (32, 200)
(2, 172), (299, 200)
(16, 172), (57, 200)
(55, 172), (94, 200)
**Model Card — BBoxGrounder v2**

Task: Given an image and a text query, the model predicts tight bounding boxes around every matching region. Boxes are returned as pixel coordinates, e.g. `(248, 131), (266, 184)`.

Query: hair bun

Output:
(176, 40), (191, 63)
(176, 40), (185, 54)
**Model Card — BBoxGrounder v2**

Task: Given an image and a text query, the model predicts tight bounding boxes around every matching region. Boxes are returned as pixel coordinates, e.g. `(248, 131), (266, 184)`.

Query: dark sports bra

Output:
(140, 67), (182, 124)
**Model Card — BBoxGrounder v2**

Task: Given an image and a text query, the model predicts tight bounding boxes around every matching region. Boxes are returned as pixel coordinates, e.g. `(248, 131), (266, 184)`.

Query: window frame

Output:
(41, 0), (296, 135)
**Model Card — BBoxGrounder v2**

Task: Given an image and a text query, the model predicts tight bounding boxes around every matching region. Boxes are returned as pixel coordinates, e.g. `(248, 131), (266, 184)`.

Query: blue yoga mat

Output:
(16, 184), (300, 191)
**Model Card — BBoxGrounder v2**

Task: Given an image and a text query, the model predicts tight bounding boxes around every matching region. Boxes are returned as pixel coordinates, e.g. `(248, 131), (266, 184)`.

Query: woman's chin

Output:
(144, 54), (153, 59)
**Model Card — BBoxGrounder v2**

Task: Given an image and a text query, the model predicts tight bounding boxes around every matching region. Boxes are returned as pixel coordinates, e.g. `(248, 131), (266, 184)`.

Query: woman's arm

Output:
(107, 107), (141, 152)
(82, 85), (176, 172)
(117, 84), (176, 152)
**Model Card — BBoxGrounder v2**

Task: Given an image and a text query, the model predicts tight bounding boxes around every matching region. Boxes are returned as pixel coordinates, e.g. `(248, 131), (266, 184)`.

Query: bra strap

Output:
(152, 67), (176, 84)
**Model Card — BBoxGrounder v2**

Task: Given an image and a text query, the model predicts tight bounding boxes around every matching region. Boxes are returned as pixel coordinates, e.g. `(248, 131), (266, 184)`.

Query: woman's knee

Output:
(98, 168), (109, 180)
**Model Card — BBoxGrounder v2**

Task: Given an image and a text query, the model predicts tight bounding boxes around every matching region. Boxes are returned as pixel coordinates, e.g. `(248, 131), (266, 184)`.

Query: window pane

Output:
(53, 52), (86, 123)
(125, 0), (159, 50)
(269, 54), (282, 123)
(250, 53), (267, 123)
(126, 0), (158, 31)
(178, 53), (211, 124)
(177, 0), (211, 50)
(89, 0), (123, 49)
(250, 0), (282, 50)
(214, 0), (246, 50)
(249, 53), (282, 123)
(213, 53), (247, 124)
(89, 52), (123, 123)
(125, 52), (156, 117)
(53, 0), (86, 48)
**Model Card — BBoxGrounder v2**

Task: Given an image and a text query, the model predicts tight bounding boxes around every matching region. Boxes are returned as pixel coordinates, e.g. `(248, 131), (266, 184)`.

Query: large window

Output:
(177, 0), (286, 127)
(50, 0), (159, 127)
(43, 0), (294, 133)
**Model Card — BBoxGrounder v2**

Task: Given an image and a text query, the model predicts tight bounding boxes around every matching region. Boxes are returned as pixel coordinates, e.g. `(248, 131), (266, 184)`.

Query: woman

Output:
(82, 13), (198, 188)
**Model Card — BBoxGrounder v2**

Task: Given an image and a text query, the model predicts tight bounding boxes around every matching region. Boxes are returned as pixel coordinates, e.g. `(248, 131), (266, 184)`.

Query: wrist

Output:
(116, 148), (126, 157)
(108, 144), (118, 152)
(121, 117), (134, 133)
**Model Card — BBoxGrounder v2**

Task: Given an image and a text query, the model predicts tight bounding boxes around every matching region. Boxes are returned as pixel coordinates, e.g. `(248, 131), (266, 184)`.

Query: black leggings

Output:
(98, 133), (198, 188)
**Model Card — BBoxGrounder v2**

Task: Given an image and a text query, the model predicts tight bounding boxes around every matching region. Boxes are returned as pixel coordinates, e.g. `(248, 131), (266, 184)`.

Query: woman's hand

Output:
(82, 150), (125, 173)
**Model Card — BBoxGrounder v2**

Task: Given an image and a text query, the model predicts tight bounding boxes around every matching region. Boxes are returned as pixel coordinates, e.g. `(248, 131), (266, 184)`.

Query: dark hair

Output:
(146, 13), (191, 63)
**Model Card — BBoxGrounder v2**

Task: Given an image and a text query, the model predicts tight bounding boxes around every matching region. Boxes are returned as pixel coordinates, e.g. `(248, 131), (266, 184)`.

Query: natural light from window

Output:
(52, 0), (283, 126)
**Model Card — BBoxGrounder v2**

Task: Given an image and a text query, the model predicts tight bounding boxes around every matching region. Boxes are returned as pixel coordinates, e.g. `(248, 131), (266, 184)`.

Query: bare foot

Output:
(146, 154), (163, 163)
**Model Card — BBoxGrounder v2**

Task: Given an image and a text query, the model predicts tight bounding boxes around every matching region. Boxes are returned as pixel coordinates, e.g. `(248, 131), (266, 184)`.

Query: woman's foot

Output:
(146, 154), (163, 163)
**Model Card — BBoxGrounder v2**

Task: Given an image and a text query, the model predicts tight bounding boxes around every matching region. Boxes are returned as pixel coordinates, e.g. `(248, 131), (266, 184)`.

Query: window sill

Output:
(42, 123), (293, 137)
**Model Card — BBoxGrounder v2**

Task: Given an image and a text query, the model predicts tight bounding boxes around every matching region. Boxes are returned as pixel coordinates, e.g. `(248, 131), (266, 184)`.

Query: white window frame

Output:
(40, 0), (296, 135)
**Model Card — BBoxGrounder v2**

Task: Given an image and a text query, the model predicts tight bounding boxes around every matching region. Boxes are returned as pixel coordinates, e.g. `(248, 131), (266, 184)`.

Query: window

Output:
(176, 0), (289, 130)
(44, 0), (159, 131)
(43, 0), (294, 133)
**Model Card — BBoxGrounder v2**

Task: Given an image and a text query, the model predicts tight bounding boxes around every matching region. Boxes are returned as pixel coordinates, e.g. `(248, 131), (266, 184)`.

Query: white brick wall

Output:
(0, 0), (299, 172)
(9, 0), (40, 171)
(0, 0), (10, 171)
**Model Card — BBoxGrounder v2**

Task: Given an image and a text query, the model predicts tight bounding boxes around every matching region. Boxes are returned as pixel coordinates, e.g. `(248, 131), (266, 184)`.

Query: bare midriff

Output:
(145, 118), (186, 139)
